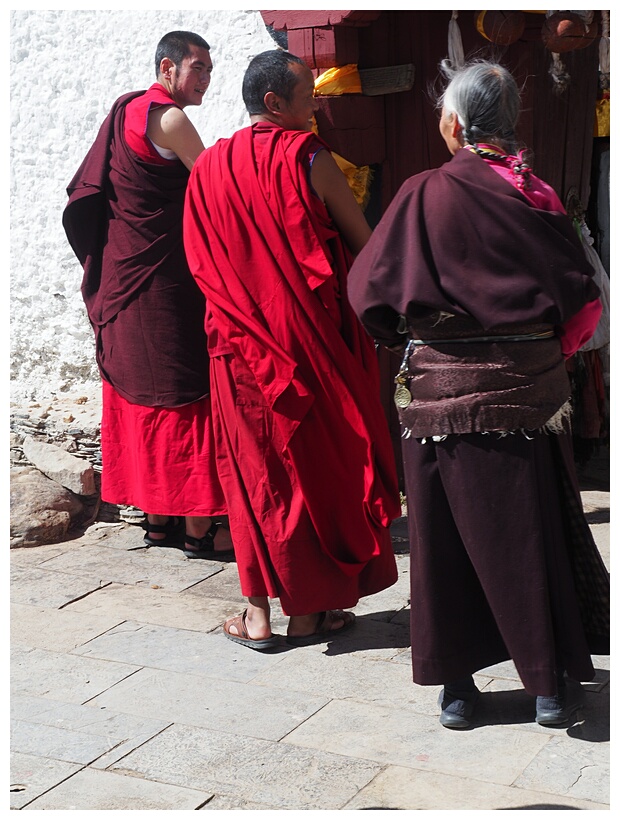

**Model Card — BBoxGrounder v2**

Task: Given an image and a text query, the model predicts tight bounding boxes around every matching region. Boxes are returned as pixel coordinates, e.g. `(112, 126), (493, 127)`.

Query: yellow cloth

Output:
(595, 96), (610, 137)
(332, 153), (373, 209)
(314, 64), (362, 95)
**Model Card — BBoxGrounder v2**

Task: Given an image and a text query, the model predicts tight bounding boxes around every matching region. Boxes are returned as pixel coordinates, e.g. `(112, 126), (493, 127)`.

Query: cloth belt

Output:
(409, 330), (555, 346)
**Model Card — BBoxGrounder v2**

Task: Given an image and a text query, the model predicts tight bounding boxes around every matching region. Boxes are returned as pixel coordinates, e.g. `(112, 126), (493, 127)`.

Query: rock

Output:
(21, 435), (96, 496)
(10, 466), (85, 547)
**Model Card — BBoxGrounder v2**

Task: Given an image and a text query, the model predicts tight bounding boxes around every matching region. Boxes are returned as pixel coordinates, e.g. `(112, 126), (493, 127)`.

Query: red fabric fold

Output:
(184, 124), (401, 576)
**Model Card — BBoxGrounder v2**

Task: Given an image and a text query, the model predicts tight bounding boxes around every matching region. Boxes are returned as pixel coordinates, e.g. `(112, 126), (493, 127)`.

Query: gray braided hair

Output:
(439, 59), (521, 154)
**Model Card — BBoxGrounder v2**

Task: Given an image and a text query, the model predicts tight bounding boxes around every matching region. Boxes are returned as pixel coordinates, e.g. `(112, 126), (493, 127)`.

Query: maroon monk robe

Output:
(63, 86), (225, 516)
(63, 88), (209, 407)
(184, 123), (400, 612)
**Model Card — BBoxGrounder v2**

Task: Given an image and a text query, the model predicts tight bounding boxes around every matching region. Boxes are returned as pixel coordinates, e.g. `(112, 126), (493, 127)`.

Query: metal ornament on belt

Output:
(393, 338), (415, 408)
(394, 381), (412, 408)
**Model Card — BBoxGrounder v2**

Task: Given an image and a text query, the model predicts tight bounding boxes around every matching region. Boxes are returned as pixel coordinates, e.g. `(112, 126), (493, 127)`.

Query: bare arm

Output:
(310, 149), (372, 256)
(147, 105), (205, 171)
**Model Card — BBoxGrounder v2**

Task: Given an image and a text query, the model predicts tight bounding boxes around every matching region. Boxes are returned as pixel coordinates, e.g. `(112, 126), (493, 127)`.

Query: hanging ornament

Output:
(475, 11), (526, 46)
(598, 10), (610, 90)
(542, 11), (595, 52)
(448, 11), (465, 69)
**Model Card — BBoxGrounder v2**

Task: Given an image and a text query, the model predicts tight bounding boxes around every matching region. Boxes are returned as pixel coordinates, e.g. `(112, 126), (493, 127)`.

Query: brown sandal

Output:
(223, 610), (279, 650)
(286, 610), (356, 646)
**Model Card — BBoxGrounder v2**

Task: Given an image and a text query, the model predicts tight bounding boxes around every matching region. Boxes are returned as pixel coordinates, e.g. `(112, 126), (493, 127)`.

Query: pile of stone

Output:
(10, 390), (144, 548)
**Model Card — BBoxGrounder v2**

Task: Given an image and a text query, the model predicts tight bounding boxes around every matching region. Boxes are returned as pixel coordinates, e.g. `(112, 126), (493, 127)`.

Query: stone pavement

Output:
(10, 493), (610, 811)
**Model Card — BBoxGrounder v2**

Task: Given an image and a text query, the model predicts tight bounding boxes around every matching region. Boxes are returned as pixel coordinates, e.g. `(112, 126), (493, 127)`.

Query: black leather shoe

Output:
(535, 688), (583, 726)
(438, 680), (480, 729)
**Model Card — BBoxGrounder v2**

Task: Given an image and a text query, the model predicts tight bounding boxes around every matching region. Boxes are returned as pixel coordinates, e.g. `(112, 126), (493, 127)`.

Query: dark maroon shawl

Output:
(348, 148), (599, 347)
(62, 90), (209, 406)
(347, 149), (600, 435)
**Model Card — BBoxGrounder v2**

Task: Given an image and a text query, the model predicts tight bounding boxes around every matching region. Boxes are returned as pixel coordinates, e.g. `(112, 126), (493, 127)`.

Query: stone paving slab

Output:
(70, 620), (289, 682)
(11, 718), (122, 765)
(343, 764), (610, 810)
(11, 602), (123, 652)
(515, 732), (610, 805)
(284, 699), (550, 786)
(251, 644), (429, 710)
(22, 766), (214, 811)
(589, 522), (609, 564)
(11, 646), (140, 703)
(31, 543), (223, 592)
(83, 521), (148, 550)
(10, 695), (172, 770)
(266, 612), (412, 662)
(64, 582), (242, 634)
(10, 543), (69, 566)
(88, 666), (329, 741)
(10, 563), (108, 608)
(183, 564), (246, 602)
(109, 722), (382, 810)
(10, 752), (82, 810)
(199, 795), (281, 810)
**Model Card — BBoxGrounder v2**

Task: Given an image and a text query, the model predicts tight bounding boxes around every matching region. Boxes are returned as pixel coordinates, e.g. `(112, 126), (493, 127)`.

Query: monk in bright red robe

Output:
(183, 50), (400, 648)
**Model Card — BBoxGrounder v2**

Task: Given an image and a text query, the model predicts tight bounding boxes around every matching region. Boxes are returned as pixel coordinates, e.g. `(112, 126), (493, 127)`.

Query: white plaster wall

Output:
(10, 8), (275, 403)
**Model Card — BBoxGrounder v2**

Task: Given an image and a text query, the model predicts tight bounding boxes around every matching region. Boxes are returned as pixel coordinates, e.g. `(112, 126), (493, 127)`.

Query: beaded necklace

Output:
(465, 142), (532, 191)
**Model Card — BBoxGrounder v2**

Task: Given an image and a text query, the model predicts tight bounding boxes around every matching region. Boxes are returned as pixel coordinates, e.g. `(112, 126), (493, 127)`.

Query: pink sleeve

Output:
(557, 298), (603, 358)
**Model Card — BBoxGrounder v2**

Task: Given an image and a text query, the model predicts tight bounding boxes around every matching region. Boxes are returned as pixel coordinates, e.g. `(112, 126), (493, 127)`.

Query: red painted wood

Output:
(287, 29), (315, 66)
(315, 96), (385, 166)
(260, 10), (380, 30)
(313, 25), (360, 66)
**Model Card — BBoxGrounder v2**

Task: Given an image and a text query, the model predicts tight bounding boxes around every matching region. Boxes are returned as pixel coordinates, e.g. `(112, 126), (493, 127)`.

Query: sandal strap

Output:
(141, 521), (168, 534)
(141, 516), (183, 534)
(184, 521), (219, 550)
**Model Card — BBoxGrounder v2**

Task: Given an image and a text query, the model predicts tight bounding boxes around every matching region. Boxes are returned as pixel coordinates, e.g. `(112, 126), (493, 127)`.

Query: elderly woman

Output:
(347, 60), (609, 729)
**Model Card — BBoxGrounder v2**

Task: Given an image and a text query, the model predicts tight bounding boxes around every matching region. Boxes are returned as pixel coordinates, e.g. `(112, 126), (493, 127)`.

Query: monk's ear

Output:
(264, 91), (282, 116)
(159, 57), (175, 80)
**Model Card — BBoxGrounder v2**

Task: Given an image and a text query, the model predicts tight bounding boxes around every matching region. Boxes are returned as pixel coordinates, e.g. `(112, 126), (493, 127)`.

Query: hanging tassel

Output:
(545, 10), (570, 94)
(599, 10), (610, 90)
(448, 11), (465, 69)
(549, 51), (571, 93)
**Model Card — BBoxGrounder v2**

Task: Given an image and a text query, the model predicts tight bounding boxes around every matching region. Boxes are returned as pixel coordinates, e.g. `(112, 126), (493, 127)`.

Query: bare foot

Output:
(287, 610), (354, 638)
(225, 609), (273, 642)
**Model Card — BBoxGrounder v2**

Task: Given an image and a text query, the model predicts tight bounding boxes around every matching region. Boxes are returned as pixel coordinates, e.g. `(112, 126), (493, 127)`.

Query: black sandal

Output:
(183, 521), (235, 560)
(141, 516), (185, 547)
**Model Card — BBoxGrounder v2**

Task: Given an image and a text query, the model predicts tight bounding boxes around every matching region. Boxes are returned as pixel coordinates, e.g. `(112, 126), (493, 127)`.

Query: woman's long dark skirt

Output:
(403, 430), (609, 697)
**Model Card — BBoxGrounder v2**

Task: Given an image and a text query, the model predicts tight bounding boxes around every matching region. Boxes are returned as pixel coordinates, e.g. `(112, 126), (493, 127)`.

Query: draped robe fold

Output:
(183, 123), (400, 613)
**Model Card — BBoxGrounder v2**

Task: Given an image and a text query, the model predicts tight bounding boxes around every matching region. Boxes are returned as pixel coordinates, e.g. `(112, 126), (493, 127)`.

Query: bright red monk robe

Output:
(184, 124), (401, 578)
